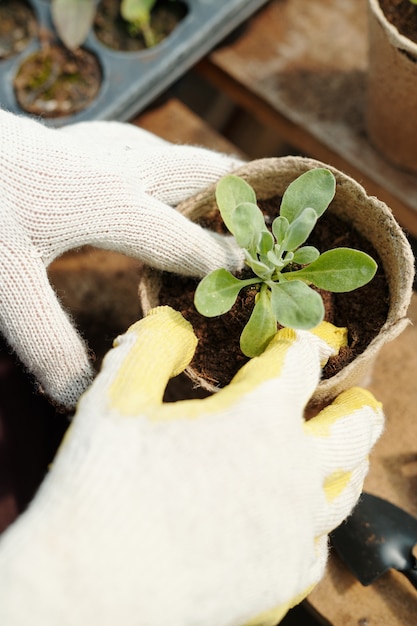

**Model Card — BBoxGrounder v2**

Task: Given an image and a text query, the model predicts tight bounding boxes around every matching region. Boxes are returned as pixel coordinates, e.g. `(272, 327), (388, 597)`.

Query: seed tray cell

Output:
(0, 0), (268, 126)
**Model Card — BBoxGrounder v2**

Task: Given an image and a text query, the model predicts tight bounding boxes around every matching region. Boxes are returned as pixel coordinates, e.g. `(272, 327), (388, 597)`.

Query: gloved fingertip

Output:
(305, 386), (383, 440)
(40, 357), (95, 411)
(106, 306), (198, 415)
(310, 322), (348, 366)
(331, 386), (383, 414)
(121, 306), (198, 378)
(269, 322), (347, 370)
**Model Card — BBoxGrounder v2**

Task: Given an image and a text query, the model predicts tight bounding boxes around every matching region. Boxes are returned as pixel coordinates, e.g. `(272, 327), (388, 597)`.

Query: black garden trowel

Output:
(330, 492), (417, 590)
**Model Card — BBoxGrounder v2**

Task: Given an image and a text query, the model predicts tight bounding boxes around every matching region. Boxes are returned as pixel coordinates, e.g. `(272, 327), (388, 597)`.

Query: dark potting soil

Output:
(94, 0), (188, 51)
(158, 203), (389, 388)
(0, 0), (37, 60)
(14, 44), (102, 118)
(379, 0), (417, 43)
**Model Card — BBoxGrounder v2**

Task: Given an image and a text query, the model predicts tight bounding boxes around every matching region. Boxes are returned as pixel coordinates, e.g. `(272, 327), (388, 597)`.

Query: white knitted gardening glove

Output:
(0, 109), (244, 409)
(0, 306), (384, 626)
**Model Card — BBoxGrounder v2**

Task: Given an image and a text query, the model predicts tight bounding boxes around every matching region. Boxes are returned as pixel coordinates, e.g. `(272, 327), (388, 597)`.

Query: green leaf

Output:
(258, 230), (275, 255)
(283, 251), (294, 264)
(245, 256), (273, 280)
(280, 169), (336, 223)
(270, 281), (324, 329)
(230, 202), (267, 249)
(121, 0), (156, 25)
(283, 207), (317, 251)
(287, 248), (377, 292)
(272, 215), (289, 244)
(51, 0), (96, 50)
(292, 246), (320, 265)
(194, 269), (259, 317)
(240, 286), (277, 357)
(266, 248), (284, 268)
(215, 175), (257, 233)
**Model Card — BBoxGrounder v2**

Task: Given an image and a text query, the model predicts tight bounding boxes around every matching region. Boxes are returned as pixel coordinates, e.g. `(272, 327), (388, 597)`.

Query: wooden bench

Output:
(197, 0), (417, 240)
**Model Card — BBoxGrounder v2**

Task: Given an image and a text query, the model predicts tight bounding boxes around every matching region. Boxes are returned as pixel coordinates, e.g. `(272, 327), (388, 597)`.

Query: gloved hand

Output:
(0, 306), (384, 626)
(0, 110), (244, 408)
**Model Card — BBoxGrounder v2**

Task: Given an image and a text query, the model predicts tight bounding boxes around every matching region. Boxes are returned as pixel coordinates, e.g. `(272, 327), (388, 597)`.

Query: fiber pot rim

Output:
(368, 0), (417, 53)
(139, 156), (415, 406)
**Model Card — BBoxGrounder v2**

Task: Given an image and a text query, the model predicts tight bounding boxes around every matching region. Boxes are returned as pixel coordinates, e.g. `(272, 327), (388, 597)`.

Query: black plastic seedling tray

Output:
(0, 0), (268, 126)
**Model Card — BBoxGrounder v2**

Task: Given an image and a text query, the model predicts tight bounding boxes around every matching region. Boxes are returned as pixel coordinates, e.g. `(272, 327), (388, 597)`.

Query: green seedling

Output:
(51, 0), (172, 51)
(121, 0), (172, 48)
(121, 0), (157, 47)
(194, 169), (377, 358)
(51, 0), (96, 50)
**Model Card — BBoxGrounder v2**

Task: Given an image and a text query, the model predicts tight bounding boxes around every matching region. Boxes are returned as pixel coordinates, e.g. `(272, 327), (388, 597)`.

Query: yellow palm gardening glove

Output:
(0, 307), (384, 626)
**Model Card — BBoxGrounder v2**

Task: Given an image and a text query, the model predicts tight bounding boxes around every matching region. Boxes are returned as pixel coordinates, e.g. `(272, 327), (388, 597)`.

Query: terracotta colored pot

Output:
(139, 156), (415, 407)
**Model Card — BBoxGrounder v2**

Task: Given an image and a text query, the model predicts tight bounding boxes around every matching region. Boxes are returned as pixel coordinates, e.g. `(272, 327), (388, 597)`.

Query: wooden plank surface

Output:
(132, 97), (245, 156)
(199, 0), (417, 237)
